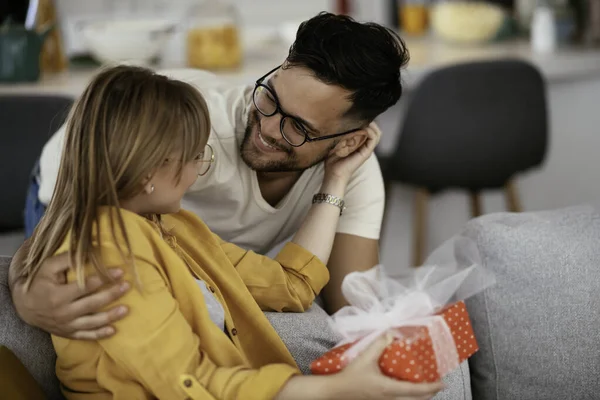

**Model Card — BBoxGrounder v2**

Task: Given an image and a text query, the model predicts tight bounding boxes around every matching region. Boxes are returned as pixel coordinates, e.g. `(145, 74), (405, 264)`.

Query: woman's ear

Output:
(329, 130), (368, 158)
(143, 182), (155, 195)
(142, 174), (154, 195)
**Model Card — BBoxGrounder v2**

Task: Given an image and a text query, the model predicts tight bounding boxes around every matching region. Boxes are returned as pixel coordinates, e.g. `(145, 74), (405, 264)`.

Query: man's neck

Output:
(256, 170), (303, 207)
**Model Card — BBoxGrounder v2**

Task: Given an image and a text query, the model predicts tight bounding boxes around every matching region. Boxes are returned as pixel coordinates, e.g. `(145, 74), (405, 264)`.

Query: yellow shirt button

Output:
(183, 379), (193, 387)
(231, 328), (238, 336)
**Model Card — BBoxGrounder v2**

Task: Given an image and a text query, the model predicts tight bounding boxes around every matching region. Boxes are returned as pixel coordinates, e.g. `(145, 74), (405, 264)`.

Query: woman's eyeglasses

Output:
(195, 143), (214, 176)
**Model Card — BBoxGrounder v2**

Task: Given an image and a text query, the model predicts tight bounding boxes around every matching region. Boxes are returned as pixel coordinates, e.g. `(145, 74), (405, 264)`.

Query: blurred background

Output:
(1, 0), (600, 267)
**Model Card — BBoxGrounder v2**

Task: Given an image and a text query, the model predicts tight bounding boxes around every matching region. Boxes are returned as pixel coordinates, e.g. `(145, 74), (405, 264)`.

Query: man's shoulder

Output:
(295, 155), (383, 195)
(346, 154), (384, 193)
(156, 68), (226, 91)
(157, 68), (251, 140)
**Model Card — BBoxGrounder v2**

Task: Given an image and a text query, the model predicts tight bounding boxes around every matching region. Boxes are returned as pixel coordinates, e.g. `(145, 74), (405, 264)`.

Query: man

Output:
(9, 12), (409, 340)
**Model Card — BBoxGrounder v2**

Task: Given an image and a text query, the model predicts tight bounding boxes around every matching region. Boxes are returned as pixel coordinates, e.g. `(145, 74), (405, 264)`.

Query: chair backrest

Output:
(388, 59), (548, 191)
(0, 95), (73, 231)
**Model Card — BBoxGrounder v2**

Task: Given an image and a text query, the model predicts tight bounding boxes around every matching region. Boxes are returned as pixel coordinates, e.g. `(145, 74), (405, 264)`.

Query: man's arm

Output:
(321, 233), (379, 314)
(319, 138), (386, 315)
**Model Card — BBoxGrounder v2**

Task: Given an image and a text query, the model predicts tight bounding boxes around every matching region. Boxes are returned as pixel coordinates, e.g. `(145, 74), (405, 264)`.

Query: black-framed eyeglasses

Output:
(253, 65), (363, 147)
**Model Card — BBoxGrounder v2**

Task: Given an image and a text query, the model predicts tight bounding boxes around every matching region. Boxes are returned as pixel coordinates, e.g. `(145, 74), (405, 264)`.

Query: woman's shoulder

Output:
(162, 209), (214, 238)
(55, 207), (156, 253)
(59, 208), (169, 284)
(96, 206), (156, 234)
(94, 207), (164, 257)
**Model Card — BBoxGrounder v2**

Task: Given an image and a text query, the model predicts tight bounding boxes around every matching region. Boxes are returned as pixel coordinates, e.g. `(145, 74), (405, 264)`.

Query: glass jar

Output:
(400, 0), (429, 36)
(185, 0), (242, 70)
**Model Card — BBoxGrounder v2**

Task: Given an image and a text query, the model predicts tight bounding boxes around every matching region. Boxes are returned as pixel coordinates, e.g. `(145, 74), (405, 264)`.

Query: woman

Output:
(17, 66), (443, 400)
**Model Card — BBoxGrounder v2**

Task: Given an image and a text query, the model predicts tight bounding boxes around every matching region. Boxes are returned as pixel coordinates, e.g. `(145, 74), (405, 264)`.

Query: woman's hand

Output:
(276, 336), (445, 400)
(327, 335), (446, 399)
(324, 122), (382, 184)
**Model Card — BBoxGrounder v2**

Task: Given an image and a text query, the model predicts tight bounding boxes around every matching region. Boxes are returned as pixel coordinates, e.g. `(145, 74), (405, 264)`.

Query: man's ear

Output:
(328, 130), (368, 158)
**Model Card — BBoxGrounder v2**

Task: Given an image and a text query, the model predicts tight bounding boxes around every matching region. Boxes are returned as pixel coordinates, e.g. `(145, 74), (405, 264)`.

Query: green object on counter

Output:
(492, 15), (519, 41)
(69, 54), (102, 67)
(0, 17), (53, 83)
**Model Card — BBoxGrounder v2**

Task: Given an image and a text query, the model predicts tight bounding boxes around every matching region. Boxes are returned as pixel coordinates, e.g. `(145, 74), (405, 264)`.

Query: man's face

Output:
(240, 66), (357, 172)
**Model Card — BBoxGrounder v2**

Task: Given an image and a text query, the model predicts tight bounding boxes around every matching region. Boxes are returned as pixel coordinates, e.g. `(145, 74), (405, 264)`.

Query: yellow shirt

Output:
(51, 207), (330, 400)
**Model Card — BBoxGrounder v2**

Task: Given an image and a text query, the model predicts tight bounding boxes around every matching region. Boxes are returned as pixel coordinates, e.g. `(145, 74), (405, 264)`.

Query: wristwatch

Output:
(312, 193), (346, 216)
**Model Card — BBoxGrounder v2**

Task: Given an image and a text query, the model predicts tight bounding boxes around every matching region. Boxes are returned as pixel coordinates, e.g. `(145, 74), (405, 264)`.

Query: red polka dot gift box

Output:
(310, 301), (478, 383)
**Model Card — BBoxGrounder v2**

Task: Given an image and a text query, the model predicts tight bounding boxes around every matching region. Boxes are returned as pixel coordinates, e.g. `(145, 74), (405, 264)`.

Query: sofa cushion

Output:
(0, 345), (46, 400)
(0, 257), (64, 399)
(265, 303), (341, 375)
(463, 206), (600, 400)
(435, 362), (471, 400)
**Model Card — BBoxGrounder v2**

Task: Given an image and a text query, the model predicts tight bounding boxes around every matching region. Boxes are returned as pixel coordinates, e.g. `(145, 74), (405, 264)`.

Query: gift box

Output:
(310, 235), (495, 383)
(311, 301), (478, 382)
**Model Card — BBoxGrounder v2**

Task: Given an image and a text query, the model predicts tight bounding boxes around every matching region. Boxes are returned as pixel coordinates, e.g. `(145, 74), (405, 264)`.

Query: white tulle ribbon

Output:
(328, 234), (496, 377)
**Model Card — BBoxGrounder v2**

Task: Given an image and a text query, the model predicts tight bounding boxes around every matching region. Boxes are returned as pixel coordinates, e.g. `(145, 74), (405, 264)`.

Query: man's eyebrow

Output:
(266, 78), (320, 134)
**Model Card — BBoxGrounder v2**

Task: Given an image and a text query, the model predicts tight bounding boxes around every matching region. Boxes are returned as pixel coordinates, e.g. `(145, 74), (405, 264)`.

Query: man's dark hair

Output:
(285, 12), (409, 123)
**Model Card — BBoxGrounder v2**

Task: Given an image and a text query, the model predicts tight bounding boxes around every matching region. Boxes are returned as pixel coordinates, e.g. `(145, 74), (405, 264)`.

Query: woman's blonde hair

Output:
(20, 65), (211, 288)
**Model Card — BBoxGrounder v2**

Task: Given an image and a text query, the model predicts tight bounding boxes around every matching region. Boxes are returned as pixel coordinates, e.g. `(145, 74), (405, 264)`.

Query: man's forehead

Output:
(270, 67), (352, 132)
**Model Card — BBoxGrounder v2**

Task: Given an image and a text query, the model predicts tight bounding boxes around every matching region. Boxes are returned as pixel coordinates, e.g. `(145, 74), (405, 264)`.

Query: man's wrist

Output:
(319, 176), (348, 198)
(313, 193), (346, 216)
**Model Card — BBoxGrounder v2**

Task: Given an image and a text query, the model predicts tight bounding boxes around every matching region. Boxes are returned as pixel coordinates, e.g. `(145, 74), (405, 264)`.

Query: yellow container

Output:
(400, 4), (429, 36)
(186, 0), (242, 70)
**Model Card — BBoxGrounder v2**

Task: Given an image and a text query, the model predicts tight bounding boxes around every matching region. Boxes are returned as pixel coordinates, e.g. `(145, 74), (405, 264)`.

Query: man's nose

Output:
(259, 113), (283, 141)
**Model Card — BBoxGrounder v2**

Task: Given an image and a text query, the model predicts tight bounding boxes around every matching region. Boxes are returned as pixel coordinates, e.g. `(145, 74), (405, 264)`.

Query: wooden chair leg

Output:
(413, 188), (429, 267)
(380, 181), (393, 241)
(470, 191), (483, 218)
(504, 180), (522, 212)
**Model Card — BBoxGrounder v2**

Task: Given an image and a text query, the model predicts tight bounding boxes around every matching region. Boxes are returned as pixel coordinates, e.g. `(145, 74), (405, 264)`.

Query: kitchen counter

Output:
(2, 36), (600, 96)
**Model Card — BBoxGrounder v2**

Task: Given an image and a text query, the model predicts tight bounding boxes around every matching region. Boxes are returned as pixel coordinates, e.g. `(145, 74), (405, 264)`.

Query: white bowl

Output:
(430, 2), (506, 44)
(82, 19), (174, 65)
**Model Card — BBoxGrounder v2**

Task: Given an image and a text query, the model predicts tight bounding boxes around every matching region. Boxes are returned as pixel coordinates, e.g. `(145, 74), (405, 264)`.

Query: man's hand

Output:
(10, 252), (130, 340)
(324, 122), (382, 182)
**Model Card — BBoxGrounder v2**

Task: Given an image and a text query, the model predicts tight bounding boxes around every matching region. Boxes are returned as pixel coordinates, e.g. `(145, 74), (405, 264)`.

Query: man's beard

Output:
(239, 110), (331, 173)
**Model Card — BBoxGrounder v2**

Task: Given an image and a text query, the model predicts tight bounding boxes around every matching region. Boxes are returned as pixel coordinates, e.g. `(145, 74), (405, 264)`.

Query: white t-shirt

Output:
(38, 69), (385, 254)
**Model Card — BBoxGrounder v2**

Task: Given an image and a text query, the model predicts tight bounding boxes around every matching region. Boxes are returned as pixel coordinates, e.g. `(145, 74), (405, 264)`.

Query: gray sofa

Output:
(2, 205), (600, 399)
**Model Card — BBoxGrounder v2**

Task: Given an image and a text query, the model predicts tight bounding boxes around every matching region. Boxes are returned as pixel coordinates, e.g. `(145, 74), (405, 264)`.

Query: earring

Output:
(150, 184), (155, 194)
